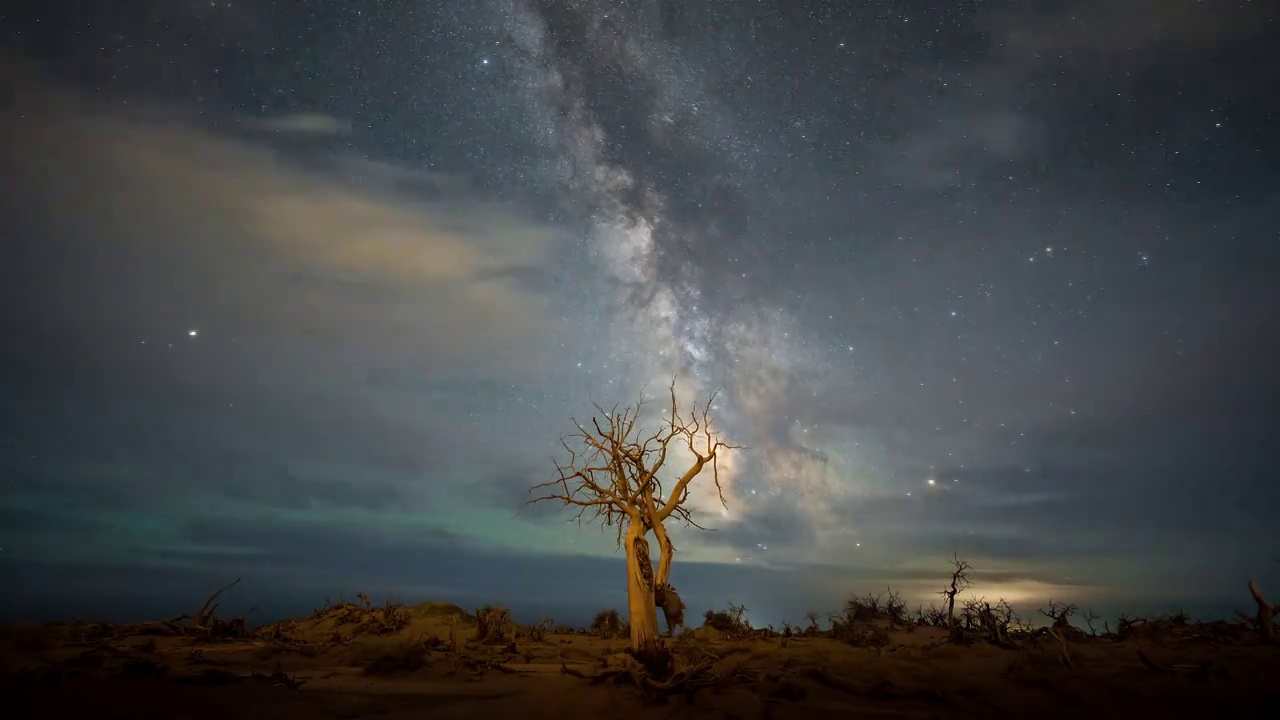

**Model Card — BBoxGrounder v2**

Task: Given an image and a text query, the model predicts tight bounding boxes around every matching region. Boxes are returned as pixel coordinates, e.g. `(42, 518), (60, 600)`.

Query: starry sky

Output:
(2, 1), (1278, 627)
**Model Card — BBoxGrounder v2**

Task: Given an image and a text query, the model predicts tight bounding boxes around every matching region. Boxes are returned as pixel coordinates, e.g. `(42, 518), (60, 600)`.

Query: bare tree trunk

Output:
(651, 518), (674, 587)
(624, 522), (664, 666)
(1249, 580), (1278, 643)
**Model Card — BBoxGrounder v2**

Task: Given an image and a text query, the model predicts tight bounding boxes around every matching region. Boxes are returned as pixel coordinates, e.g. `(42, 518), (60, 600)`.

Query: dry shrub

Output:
(912, 604), (948, 628)
(590, 609), (629, 639)
(522, 618), (553, 642)
(828, 618), (890, 647)
(821, 587), (908, 647)
(257, 619), (300, 643)
(1038, 600), (1078, 630)
(702, 602), (751, 638)
(475, 606), (514, 644)
(802, 611), (823, 636)
(315, 594), (411, 635)
(843, 587), (907, 625)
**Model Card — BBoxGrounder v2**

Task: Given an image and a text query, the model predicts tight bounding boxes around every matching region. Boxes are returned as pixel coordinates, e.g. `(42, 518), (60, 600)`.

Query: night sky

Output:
(2, 1), (1278, 628)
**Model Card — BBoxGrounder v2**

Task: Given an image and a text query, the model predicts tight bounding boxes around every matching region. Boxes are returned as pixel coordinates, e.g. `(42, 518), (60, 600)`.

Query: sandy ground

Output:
(3, 600), (1277, 719)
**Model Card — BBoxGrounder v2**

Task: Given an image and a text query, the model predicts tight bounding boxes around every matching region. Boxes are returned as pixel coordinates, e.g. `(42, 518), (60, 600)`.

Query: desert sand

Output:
(3, 587), (1278, 720)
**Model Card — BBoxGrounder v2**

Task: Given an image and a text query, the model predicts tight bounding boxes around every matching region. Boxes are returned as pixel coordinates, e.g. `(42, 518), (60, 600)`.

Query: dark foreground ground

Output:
(4, 600), (1277, 719)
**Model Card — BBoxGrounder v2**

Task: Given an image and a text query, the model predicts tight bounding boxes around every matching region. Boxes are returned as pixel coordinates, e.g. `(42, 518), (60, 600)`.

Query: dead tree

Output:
(528, 380), (734, 670)
(1039, 600), (1078, 630)
(192, 577), (241, 628)
(979, 600), (1015, 647)
(1082, 609), (1101, 637)
(1248, 580), (1279, 643)
(939, 554), (971, 642)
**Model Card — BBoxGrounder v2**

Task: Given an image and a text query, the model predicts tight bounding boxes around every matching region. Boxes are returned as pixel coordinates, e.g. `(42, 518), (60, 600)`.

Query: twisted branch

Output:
(526, 378), (739, 549)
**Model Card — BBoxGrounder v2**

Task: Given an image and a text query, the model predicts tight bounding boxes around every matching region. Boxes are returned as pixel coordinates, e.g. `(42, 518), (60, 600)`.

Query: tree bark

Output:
(624, 522), (664, 666)
(1249, 580), (1277, 643)
(650, 516), (674, 587)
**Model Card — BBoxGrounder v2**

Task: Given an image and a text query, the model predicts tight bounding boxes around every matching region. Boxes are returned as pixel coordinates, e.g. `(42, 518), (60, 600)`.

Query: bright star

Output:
(188, 329), (198, 337)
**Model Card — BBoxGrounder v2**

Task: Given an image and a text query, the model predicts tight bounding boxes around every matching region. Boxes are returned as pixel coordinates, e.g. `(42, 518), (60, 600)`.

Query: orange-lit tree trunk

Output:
(624, 521), (663, 665)
(651, 515), (674, 587)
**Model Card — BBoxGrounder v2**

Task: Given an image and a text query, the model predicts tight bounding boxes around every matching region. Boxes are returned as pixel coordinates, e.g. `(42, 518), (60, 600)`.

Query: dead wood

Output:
(525, 379), (737, 657)
(475, 606), (514, 644)
(304, 594), (410, 636)
(557, 641), (746, 704)
(938, 555), (971, 642)
(192, 578), (241, 628)
(1049, 627), (1073, 668)
(1248, 579), (1279, 643)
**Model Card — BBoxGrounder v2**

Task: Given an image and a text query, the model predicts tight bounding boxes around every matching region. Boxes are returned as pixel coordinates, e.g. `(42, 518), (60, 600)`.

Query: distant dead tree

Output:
(980, 598), (1016, 647)
(1082, 609), (1102, 637)
(939, 554), (971, 641)
(527, 379), (735, 666)
(1039, 600), (1078, 630)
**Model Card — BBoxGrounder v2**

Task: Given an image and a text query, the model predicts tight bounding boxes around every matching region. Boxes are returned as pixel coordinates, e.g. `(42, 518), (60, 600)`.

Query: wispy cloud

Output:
(248, 113), (351, 136)
(0, 64), (578, 576)
(1, 67), (566, 381)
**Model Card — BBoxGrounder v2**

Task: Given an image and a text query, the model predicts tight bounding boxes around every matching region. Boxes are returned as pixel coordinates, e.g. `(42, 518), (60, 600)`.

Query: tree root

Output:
(558, 651), (732, 704)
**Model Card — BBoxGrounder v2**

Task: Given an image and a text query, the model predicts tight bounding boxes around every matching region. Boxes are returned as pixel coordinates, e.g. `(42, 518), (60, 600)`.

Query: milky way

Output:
(480, 0), (862, 545)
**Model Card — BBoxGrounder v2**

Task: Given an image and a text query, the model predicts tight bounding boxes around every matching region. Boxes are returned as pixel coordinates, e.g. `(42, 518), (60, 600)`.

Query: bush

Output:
(702, 602), (752, 638)
(589, 609), (628, 638)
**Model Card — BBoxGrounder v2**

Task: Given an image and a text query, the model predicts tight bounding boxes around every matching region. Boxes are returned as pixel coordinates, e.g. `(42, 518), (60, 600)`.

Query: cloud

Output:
(249, 113), (351, 136)
(992, 0), (1272, 58)
(0, 63), (564, 384)
(882, 107), (1039, 189)
(0, 61), (587, 580)
(863, 1), (1271, 192)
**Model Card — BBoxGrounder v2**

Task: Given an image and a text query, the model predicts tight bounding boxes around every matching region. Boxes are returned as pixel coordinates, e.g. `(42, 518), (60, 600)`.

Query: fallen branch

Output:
(1049, 627), (1072, 669)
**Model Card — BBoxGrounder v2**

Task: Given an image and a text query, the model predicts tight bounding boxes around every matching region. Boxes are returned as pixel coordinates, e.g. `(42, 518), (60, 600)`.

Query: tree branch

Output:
(528, 378), (736, 557)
